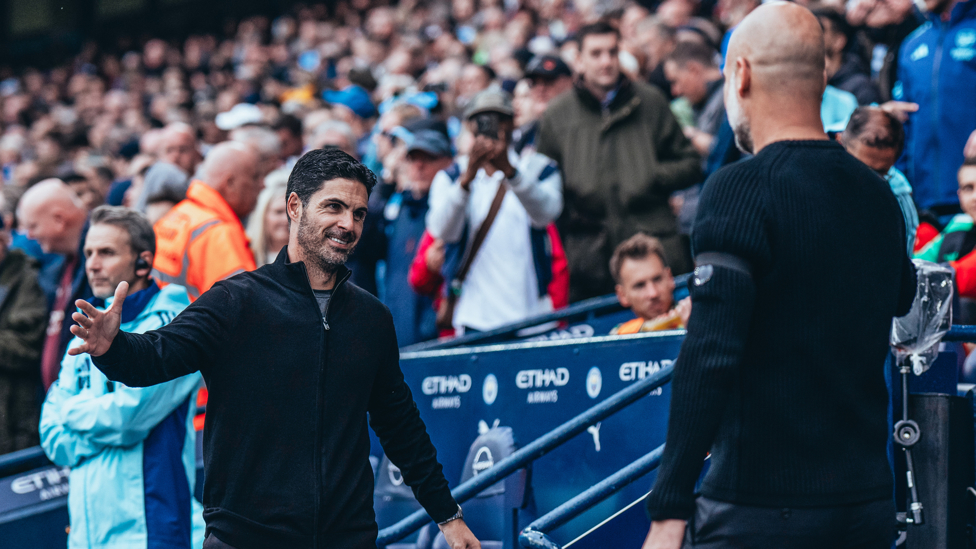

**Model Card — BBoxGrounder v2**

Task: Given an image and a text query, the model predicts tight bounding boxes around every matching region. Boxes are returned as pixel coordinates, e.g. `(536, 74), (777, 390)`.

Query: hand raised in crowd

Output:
(425, 238), (446, 273)
(438, 518), (481, 549)
(965, 129), (976, 159)
(487, 130), (517, 179)
(460, 136), (497, 190)
(68, 281), (129, 357)
(880, 101), (919, 123)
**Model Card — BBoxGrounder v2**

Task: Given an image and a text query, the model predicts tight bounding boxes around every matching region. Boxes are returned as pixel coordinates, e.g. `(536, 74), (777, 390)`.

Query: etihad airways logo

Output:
(422, 375), (472, 395)
(516, 368), (570, 389)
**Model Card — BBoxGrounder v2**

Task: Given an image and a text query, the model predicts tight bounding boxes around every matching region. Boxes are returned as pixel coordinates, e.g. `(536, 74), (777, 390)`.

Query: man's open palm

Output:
(68, 281), (129, 357)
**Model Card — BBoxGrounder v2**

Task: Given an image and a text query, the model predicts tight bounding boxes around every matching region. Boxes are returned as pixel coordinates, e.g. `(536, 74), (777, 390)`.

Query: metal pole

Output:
(522, 444), (664, 539)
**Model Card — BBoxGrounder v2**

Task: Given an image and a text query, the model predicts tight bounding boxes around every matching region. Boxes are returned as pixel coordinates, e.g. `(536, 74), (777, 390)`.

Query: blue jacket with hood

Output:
(894, 0), (976, 211)
(40, 282), (205, 549)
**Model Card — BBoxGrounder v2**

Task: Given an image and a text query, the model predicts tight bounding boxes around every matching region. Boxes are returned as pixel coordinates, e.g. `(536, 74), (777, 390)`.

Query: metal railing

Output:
(400, 274), (691, 353)
(519, 444), (665, 549)
(375, 363), (675, 546)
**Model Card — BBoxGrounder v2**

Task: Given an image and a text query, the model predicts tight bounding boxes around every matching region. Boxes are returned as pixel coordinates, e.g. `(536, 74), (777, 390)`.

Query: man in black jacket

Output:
(67, 148), (480, 549)
(643, 4), (916, 549)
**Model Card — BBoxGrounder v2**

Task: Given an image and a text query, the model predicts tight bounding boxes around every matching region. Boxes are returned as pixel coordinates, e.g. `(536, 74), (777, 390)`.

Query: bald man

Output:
(152, 142), (261, 301)
(18, 179), (93, 388)
(642, 4), (917, 548)
(160, 123), (203, 176)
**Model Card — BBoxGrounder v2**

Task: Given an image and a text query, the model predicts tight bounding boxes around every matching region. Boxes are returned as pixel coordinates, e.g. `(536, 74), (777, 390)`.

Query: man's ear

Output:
(286, 192), (303, 224)
(615, 284), (630, 308)
(735, 57), (751, 98)
(135, 251), (154, 277)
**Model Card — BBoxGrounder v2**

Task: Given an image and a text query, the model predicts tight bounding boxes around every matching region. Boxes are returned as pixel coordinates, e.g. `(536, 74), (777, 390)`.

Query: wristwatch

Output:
(438, 505), (464, 525)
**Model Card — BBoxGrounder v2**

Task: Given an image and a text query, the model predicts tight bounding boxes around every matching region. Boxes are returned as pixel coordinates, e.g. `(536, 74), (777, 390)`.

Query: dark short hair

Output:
(667, 41), (718, 69)
(843, 107), (905, 157)
(963, 156), (976, 169)
(609, 233), (669, 284)
(89, 205), (156, 256)
(813, 8), (853, 52)
(145, 185), (186, 206)
(576, 21), (620, 48)
(273, 114), (303, 137)
(286, 147), (377, 206)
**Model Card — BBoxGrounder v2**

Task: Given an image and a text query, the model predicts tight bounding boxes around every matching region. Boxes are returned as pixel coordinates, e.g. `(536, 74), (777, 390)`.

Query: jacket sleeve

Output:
(645, 166), (771, 521)
(59, 373), (201, 448)
(190, 223), (257, 296)
(368, 309), (458, 523)
(426, 167), (470, 244)
(0, 270), (48, 374)
(92, 283), (241, 387)
(40, 355), (105, 467)
(535, 110), (563, 165)
(649, 98), (703, 196)
(509, 152), (563, 228)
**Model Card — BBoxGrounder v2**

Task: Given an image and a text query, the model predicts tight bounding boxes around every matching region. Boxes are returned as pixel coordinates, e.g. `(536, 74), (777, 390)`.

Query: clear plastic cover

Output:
(890, 259), (954, 375)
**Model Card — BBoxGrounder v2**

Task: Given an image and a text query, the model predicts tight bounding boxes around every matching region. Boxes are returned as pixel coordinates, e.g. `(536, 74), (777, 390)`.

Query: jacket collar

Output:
(186, 180), (241, 224)
(273, 245), (353, 294)
(90, 280), (161, 324)
(574, 76), (636, 113)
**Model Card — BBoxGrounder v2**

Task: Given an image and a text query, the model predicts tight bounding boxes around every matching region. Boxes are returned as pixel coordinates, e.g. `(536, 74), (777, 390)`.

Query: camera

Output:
(474, 112), (500, 139)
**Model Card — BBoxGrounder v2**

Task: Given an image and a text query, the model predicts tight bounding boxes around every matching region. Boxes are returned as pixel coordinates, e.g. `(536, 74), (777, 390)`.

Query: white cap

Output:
(215, 103), (263, 131)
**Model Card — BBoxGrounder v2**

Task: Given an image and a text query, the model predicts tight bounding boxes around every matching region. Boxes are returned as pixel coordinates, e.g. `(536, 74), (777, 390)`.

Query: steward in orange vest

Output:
(152, 143), (262, 300)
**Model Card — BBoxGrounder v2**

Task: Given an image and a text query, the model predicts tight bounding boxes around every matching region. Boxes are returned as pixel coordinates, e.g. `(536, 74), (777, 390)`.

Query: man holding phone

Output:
(426, 88), (563, 333)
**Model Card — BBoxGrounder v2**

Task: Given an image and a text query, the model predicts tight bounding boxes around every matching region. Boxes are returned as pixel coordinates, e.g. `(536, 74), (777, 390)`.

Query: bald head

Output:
(18, 179), (89, 255)
(727, 2), (825, 98)
(199, 141), (263, 219)
(723, 2), (828, 153)
(160, 123), (201, 175)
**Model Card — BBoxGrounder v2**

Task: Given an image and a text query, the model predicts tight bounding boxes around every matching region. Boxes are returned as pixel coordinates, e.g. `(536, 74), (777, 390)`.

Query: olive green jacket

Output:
(538, 78), (702, 301)
(0, 248), (48, 454)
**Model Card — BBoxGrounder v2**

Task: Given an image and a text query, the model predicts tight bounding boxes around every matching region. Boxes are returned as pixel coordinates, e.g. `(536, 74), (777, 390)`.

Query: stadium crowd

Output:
(0, 0), (973, 543)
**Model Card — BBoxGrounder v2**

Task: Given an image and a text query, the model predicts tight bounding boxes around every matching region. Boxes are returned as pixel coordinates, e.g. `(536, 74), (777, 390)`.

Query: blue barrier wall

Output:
(377, 331), (684, 546)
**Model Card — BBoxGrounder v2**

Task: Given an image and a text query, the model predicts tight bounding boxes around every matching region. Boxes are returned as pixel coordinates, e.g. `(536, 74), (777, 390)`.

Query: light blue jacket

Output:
(40, 283), (205, 549)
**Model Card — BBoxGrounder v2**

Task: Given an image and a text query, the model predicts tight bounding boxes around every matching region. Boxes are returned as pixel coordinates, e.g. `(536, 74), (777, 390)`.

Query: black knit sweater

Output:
(646, 140), (917, 519)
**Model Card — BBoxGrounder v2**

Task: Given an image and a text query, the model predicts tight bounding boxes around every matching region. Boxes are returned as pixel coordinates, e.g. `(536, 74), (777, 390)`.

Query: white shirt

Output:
(426, 149), (563, 331)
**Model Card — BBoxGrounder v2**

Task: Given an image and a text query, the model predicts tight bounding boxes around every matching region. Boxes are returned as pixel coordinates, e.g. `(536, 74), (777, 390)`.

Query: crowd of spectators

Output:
(0, 0), (973, 461)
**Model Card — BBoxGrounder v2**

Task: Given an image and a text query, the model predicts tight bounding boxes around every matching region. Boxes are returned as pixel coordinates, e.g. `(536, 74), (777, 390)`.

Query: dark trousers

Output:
(683, 496), (898, 549)
(203, 534), (236, 549)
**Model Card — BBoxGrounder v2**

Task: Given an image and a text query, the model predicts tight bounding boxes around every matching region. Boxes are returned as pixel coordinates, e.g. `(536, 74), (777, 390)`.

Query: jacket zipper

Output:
(298, 264), (350, 548)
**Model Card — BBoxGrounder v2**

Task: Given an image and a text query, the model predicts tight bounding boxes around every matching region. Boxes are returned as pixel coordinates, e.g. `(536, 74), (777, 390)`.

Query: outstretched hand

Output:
(68, 281), (129, 357)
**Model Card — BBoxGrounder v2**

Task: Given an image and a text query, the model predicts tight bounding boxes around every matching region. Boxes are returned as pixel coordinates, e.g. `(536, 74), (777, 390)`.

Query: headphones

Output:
(135, 257), (151, 272)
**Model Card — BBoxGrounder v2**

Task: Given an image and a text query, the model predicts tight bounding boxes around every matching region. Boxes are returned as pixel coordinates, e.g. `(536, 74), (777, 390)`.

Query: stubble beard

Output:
(296, 212), (357, 280)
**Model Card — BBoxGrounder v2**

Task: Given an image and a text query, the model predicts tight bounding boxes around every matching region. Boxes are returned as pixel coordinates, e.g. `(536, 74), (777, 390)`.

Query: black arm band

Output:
(694, 252), (754, 280)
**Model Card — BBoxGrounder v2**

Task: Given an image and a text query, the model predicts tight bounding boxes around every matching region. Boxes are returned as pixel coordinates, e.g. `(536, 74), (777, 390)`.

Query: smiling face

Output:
(289, 178), (368, 276)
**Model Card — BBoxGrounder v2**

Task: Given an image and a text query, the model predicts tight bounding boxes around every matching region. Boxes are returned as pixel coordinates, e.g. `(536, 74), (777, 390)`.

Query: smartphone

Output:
(474, 112), (500, 139)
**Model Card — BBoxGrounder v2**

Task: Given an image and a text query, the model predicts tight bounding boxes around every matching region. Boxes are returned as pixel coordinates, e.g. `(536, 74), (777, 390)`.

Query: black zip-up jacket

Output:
(92, 248), (458, 549)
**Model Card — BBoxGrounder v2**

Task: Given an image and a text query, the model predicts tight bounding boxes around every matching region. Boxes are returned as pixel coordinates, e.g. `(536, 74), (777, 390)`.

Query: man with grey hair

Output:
(310, 120), (359, 158)
(229, 125), (282, 179)
(17, 179), (92, 388)
(40, 205), (205, 549)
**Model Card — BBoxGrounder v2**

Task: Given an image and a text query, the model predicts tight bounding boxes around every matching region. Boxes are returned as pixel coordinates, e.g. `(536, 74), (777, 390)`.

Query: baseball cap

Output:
(215, 103), (263, 131)
(404, 129), (453, 158)
(464, 88), (515, 120)
(526, 55), (572, 79)
(322, 85), (378, 119)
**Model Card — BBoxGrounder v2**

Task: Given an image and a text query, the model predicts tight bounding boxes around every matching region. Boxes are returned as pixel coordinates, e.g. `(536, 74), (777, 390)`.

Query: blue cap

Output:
(404, 129), (453, 158)
(322, 85), (377, 119)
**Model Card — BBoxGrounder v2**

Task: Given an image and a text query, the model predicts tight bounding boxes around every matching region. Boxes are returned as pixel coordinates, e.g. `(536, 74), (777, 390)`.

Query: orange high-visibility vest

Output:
(152, 181), (257, 301)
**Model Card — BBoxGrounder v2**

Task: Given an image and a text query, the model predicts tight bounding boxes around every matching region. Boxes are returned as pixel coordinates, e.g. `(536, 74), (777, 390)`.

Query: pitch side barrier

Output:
(378, 331), (682, 548)
(400, 275), (691, 352)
